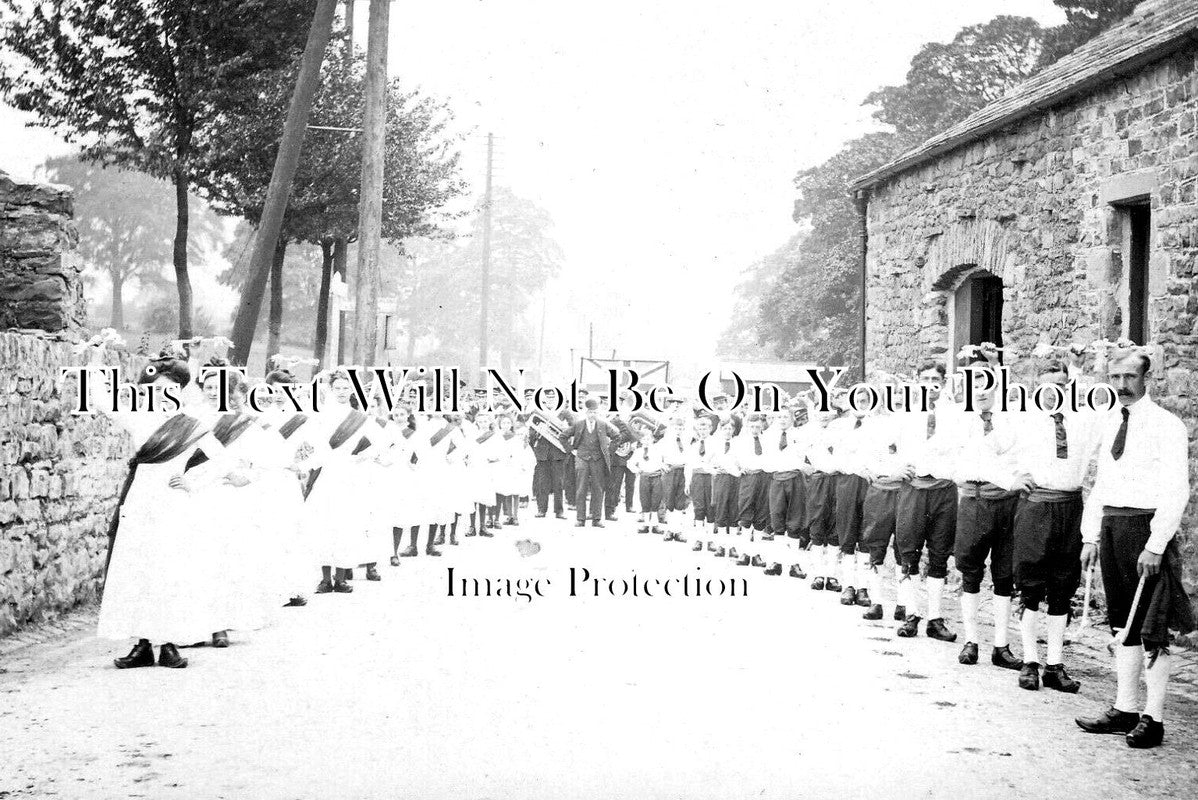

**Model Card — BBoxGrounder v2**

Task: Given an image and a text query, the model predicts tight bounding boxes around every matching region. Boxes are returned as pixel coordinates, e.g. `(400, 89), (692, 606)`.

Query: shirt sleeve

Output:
(1146, 416), (1191, 554)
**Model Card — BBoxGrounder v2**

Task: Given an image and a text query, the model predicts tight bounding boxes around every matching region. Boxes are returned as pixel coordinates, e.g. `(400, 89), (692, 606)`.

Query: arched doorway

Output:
(951, 270), (1004, 365)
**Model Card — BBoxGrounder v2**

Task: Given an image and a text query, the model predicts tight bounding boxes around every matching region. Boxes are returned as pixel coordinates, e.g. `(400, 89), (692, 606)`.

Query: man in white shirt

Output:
(830, 395), (873, 607)
(709, 417), (741, 556)
(658, 415), (693, 542)
(1075, 351), (1194, 749)
(731, 413), (771, 567)
(896, 361), (960, 641)
(687, 415), (717, 552)
(858, 397), (912, 621)
(1011, 360), (1102, 694)
(766, 408), (809, 579)
(803, 402), (842, 591)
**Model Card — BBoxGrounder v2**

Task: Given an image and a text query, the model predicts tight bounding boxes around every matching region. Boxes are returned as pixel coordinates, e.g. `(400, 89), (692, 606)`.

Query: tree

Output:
(201, 46), (466, 364)
(0, 0), (315, 337)
(864, 16), (1045, 146)
(37, 154), (222, 329)
(1038, 0), (1139, 67)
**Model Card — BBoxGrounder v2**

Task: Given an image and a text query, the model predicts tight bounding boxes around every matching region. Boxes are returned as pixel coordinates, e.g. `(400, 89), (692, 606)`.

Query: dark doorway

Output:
(953, 272), (1004, 363)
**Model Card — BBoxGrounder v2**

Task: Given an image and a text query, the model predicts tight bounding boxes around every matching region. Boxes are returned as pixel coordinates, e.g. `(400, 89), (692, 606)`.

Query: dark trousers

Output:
(954, 494), (1018, 596)
(638, 474), (665, 521)
(861, 486), (902, 566)
(835, 474), (868, 555)
(1013, 495), (1083, 615)
(768, 474), (804, 537)
(532, 459), (564, 515)
(662, 466), (688, 511)
(690, 473), (713, 523)
(737, 472), (769, 531)
(605, 462), (635, 513)
(563, 454), (576, 505)
(711, 474), (739, 528)
(805, 473), (837, 547)
(574, 458), (607, 522)
(1099, 512), (1171, 649)
(896, 483), (957, 579)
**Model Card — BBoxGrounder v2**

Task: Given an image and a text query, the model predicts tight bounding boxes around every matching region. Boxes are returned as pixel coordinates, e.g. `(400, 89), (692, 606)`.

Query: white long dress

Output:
(303, 402), (380, 567)
(259, 409), (321, 593)
(97, 409), (237, 644)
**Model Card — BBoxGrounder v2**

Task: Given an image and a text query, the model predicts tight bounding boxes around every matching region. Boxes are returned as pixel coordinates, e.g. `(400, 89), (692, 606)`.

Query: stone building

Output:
(851, 0), (1198, 597)
(0, 169), (135, 636)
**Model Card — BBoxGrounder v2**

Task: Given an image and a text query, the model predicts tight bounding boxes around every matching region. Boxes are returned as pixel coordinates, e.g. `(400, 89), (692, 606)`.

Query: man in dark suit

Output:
(604, 392), (639, 520)
(565, 398), (616, 527)
(529, 416), (568, 519)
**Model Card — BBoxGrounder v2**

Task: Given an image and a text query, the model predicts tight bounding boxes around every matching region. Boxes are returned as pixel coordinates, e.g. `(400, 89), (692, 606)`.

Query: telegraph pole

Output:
(351, 0), (389, 364)
(478, 132), (494, 374)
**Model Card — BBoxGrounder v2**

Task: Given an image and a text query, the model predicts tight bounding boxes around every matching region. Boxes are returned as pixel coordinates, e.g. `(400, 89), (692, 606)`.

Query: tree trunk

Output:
(110, 273), (125, 330)
(173, 167), (194, 338)
(229, 0), (339, 365)
(314, 237), (335, 366)
(267, 238), (287, 367)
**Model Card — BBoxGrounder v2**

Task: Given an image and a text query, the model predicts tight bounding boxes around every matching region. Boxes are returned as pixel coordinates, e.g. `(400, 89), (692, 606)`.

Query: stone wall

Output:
(0, 170), (85, 334)
(862, 47), (1198, 597)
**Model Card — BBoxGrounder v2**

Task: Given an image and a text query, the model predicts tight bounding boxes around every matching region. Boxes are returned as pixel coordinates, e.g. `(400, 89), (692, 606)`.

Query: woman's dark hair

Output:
(137, 351), (190, 387)
(199, 356), (247, 395)
(917, 360), (946, 379)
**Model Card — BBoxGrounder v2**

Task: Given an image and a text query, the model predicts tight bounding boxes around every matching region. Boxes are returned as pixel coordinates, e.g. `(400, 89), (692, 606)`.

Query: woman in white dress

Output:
(495, 413), (524, 526)
(472, 411), (504, 532)
(305, 370), (379, 593)
(94, 348), (223, 669)
(385, 403), (426, 565)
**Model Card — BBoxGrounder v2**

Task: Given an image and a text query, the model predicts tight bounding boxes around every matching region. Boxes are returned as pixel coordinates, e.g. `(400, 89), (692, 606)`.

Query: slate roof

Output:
(851, 0), (1198, 190)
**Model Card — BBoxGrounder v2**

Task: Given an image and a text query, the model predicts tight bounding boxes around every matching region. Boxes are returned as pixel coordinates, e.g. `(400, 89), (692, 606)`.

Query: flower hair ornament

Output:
(72, 328), (127, 356)
(956, 342), (1007, 363)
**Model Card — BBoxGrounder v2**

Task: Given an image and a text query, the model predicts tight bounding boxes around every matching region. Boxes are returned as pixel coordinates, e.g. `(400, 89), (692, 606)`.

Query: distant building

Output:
(851, 0), (1198, 595)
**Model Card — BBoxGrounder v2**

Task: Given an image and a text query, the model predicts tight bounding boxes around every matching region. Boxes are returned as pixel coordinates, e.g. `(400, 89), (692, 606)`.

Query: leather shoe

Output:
(389, 556), (401, 566)
(1076, 707), (1140, 735)
(1126, 715), (1164, 749)
(958, 642), (979, 665)
(788, 564), (807, 579)
(212, 631), (229, 648)
(284, 596), (307, 607)
(750, 555), (766, 568)
(479, 529), (495, 537)
(605, 514), (618, 522)
(535, 512), (546, 518)
(893, 604), (906, 621)
(896, 615), (921, 638)
(736, 555), (751, 566)
(555, 513), (567, 520)
(575, 521), (586, 528)
(991, 644), (1022, 670)
(425, 546), (442, 557)
(637, 526), (649, 534)
(1043, 663), (1081, 694)
(333, 580), (353, 593)
(713, 547), (726, 557)
(366, 566), (382, 581)
(728, 547), (740, 559)
(855, 588), (872, 607)
(114, 639), (155, 669)
(764, 563), (782, 576)
(839, 587), (858, 606)
(157, 643), (188, 669)
(1018, 662), (1040, 690)
(825, 578), (842, 593)
(398, 545), (418, 558)
(592, 521), (604, 528)
(810, 576), (826, 591)
(862, 604), (883, 620)
(926, 618), (957, 642)
(692, 542), (703, 552)
(315, 579), (334, 594)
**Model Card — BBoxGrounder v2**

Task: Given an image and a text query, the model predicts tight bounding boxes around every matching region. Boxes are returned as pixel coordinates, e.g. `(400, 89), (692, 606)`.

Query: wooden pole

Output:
(343, 0), (354, 63)
(351, 0), (389, 364)
(478, 132), (493, 375)
(229, 0), (337, 366)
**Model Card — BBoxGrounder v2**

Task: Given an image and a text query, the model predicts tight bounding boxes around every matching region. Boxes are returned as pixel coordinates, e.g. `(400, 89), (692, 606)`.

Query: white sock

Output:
(867, 564), (883, 602)
(856, 552), (871, 592)
(992, 594), (1012, 648)
(816, 545), (828, 578)
(1046, 614), (1068, 665)
(1144, 650), (1172, 721)
(961, 591), (981, 644)
(1114, 645), (1143, 714)
(898, 576), (916, 615)
(927, 576), (945, 620)
(1020, 608), (1042, 665)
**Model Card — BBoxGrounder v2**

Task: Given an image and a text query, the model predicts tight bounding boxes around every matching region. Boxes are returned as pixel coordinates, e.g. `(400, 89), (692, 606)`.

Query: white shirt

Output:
(896, 403), (959, 479)
(951, 410), (1021, 489)
(1081, 394), (1190, 554)
(657, 431), (692, 468)
(731, 430), (770, 472)
(802, 421), (839, 473)
(1013, 409), (1102, 491)
(856, 414), (906, 479)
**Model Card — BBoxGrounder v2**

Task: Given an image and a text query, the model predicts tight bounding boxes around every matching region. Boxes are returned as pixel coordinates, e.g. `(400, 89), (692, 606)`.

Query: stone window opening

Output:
(1113, 199), (1151, 345)
(943, 267), (1004, 371)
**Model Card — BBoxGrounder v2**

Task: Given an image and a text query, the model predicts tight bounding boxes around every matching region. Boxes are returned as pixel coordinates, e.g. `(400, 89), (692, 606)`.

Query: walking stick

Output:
(1077, 565), (1095, 631)
(1107, 573), (1148, 654)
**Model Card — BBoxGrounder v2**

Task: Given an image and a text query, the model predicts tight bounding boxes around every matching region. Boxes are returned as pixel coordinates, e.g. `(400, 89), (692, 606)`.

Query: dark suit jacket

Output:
(566, 418), (616, 472)
(607, 417), (637, 467)
(529, 429), (567, 462)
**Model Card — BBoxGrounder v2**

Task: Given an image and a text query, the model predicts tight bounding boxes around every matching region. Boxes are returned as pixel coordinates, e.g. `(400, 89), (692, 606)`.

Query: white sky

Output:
(0, 0), (1065, 379)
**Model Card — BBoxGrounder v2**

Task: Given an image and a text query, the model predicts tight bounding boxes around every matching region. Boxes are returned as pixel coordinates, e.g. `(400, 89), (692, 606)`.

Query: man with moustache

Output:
(1075, 349), (1193, 749)
(603, 392), (639, 521)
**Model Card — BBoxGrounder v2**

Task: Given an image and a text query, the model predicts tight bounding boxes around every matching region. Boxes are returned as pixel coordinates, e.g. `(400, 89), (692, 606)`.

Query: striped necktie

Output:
(1051, 412), (1068, 459)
